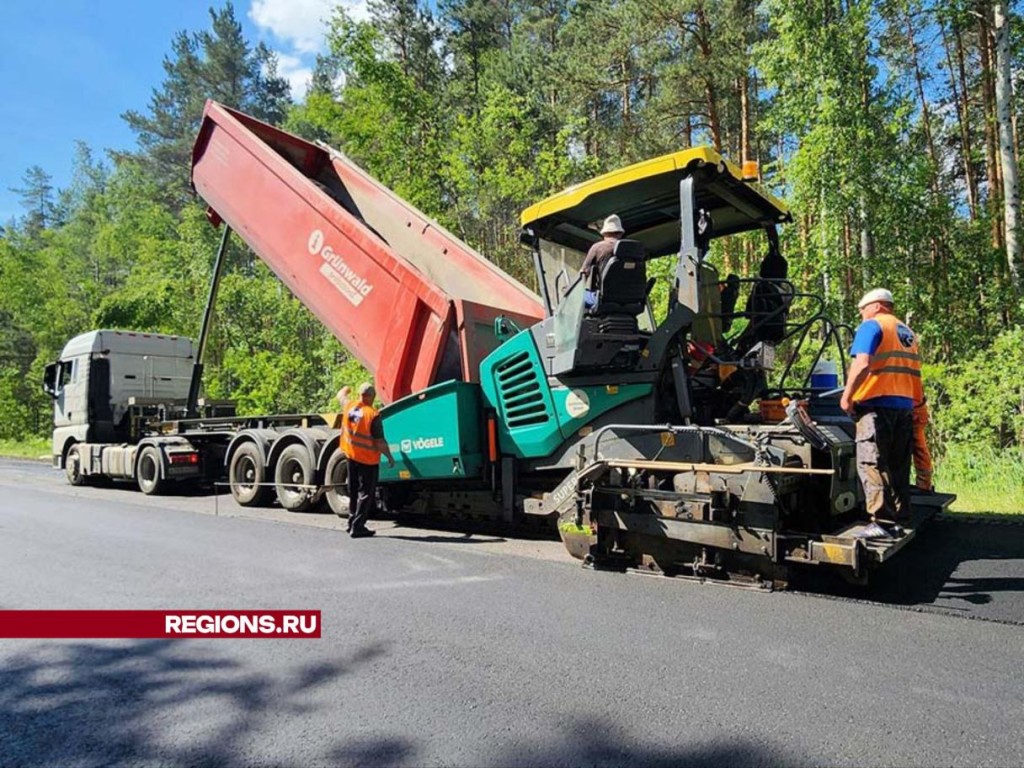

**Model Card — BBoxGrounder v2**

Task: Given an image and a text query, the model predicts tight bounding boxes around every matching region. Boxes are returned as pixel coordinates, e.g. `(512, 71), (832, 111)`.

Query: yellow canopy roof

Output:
(521, 147), (790, 257)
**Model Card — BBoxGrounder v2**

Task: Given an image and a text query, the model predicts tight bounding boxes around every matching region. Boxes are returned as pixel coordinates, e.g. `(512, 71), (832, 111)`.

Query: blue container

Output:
(811, 373), (839, 389)
(811, 361), (839, 390)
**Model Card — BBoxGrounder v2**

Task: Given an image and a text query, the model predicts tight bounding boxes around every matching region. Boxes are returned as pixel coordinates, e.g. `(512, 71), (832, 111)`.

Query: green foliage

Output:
(1, 0), (1022, 478)
(120, 3), (291, 208)
(929, 326), (1024, 450)
(8, 165), (57, 239)
(0, 436), (51, 461)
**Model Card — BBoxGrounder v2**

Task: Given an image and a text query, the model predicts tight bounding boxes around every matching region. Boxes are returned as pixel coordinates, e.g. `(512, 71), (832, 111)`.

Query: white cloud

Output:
(249, 0), (369, 103)
(275, 53), (313, 101)
(249, 0), (369, 54)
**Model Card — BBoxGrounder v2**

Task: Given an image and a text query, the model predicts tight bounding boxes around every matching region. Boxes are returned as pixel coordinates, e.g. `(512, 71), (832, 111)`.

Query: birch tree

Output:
(993, 0), (1022, 291)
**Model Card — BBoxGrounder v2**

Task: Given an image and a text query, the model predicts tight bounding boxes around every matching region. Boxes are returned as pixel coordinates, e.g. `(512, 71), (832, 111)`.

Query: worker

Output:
(579, 214), (625, 306)
(336, 382), (395, 538)
(839, 288), (923, 536)
(912, 398), (934, 491)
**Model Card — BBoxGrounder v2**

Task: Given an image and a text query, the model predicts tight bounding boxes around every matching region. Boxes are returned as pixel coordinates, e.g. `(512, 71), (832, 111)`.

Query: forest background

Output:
(1, 0), (1022, 511)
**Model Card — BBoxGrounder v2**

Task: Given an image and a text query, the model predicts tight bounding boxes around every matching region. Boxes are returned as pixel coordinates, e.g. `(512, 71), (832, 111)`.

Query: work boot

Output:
(854, 522), (895, 540)
(350, 528), (375, 538)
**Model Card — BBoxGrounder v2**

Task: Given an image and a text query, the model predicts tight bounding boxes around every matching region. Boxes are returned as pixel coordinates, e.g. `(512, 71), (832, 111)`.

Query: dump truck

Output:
(45, 101), (954, 587)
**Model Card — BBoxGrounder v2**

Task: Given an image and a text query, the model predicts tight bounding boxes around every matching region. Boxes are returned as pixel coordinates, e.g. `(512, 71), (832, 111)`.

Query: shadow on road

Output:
(0, 638), (387, 766)
(382, 532), (507, 545)
(0, 641), (796, 767)
(795, 516), (1024, 622)
(94, 479), (233, 498)
(325, 715), (791, 768)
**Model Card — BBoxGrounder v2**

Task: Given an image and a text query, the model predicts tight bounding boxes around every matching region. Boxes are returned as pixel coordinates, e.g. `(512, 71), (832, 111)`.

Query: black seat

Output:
(591, 239), (647, 317)
(568, 239), (650, 373)
(736, 251), (791, 349)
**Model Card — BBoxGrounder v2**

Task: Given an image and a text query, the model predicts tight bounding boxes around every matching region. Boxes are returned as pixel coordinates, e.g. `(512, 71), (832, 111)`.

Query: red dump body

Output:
(190, 101), (543, 403)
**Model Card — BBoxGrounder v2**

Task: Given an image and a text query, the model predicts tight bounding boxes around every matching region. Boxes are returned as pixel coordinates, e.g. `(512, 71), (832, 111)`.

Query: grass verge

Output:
(0, 437), (51, 462)
(937, 444), (1024, 515)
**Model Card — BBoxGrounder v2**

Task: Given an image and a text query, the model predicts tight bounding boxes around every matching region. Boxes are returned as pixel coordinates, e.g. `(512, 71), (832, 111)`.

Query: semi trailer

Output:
(45, 101), (954, 587)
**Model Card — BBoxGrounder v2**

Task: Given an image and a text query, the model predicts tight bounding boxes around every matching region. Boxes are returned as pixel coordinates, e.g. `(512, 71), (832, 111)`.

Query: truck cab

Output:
(44, 330), (197, 469)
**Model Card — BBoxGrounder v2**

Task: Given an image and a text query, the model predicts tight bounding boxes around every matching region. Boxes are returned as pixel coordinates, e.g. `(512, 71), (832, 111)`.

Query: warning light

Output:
(742, 160), (759, 181)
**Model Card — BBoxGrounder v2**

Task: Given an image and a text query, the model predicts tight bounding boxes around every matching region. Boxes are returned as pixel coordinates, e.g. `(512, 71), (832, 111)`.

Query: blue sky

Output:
(0, 0), (366, 225)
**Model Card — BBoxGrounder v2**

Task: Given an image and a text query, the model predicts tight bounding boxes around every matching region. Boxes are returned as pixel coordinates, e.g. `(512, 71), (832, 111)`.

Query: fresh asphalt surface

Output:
(1, 458), (1023, 767)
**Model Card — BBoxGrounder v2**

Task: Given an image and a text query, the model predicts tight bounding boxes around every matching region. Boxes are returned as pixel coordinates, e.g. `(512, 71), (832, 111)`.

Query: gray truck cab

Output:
(44, 330), (196, 468)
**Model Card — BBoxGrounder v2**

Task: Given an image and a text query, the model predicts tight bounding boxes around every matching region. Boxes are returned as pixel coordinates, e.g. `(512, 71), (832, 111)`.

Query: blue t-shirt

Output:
(849, 319), (914, 409)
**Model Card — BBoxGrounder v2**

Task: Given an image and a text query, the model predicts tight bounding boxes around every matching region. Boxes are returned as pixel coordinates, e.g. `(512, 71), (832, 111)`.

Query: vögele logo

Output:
(398, 436), (445, 453)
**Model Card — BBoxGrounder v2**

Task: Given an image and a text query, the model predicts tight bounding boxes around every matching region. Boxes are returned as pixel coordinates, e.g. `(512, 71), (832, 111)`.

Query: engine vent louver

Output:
(495, 350), (549, 428)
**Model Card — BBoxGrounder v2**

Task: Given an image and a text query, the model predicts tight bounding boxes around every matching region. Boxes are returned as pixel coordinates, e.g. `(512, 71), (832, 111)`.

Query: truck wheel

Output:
(137, 446), (166, 495)
(65, 444), (87, 487)
(324, 448), (351, 518)
(274, 444), (316, 512)
(229, 443), (273, 507)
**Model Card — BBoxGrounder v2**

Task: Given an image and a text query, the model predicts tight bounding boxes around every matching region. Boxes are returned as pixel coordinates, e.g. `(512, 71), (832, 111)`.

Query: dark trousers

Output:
(855, 407), (914, 522)
(347, 459), (379, 532)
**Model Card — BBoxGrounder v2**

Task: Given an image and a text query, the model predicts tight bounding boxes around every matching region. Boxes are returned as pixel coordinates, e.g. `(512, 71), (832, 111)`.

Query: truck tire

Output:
(274, 443), (317, 512)
(137, 446), (166, 495)
(65, 444), (87, 487)
(324, 447), (351, 518)
(228, 442), (273, 507)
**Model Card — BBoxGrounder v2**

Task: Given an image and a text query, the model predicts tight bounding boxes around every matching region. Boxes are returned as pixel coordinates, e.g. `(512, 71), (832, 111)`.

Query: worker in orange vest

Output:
(840, 288), (923, 536)
(337, 382), (394, 538)
(912, 399), (934, 491)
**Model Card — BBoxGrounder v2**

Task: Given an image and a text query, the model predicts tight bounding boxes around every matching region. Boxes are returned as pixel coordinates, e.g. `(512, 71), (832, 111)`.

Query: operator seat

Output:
(590, 239), (648, 318)
(735, 250), (791, 351)
(573, 239), (651, 371)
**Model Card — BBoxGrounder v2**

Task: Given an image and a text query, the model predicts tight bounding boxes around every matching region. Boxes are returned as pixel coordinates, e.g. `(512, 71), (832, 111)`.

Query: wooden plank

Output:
(602, 459), (834, 476)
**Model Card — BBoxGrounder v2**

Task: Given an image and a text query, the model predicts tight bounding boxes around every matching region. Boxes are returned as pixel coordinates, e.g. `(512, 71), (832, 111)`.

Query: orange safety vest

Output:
(853, 313), (924, 404)
(341, 400), (381, 465)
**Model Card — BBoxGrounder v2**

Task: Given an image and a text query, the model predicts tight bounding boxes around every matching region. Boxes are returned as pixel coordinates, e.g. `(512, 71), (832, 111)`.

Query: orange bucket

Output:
(759, 398), (788, 423)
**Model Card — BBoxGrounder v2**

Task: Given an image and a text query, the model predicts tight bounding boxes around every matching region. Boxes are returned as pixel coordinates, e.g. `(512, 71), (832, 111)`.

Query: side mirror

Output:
(494, 316), (519, 342)
(43, 362), (60, 398)
(519, 228), (537, 249)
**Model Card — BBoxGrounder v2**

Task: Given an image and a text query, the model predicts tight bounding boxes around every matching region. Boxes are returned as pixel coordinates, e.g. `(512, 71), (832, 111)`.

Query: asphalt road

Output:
(1, 458), (1023, 767)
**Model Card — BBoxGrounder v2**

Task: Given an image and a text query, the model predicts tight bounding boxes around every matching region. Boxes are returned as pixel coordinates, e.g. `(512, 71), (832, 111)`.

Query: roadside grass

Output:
(938, 444), (1024, 515)
(0, 437), (50, 462)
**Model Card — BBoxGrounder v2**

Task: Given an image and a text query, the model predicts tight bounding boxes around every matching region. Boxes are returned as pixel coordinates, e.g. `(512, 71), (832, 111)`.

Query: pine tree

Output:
(8, 165), (56, 239)
(119, 3), (291, 210)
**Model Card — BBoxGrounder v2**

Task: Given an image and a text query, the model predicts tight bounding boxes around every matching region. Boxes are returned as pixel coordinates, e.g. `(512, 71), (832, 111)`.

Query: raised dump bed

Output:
(191, 101), (544, 403)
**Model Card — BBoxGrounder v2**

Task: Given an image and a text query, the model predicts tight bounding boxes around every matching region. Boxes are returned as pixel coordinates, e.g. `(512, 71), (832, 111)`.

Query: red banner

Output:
(0, 610), (321, 639)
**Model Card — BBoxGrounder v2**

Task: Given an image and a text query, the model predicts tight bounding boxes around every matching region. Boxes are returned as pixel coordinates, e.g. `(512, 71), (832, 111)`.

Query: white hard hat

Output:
(600, 214), (624, 235)
(858, 288), (894, 308)
(358, 381), (375, 395)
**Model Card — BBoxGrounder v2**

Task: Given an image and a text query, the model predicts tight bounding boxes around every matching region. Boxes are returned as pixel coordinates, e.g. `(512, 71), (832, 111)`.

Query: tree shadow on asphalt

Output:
(794, 517), (1024, 619)
(326, 715), (793, 768)
(1, 643), (796, 767)
(0, 638), (389, 766)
